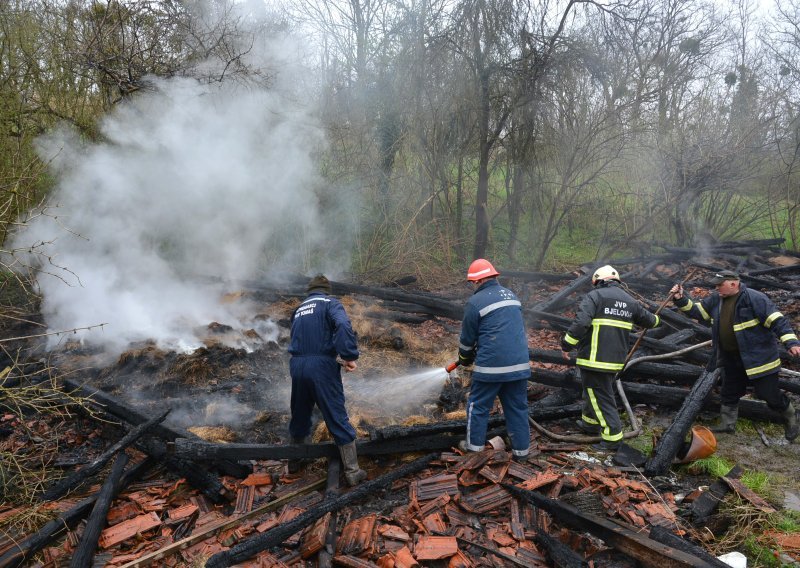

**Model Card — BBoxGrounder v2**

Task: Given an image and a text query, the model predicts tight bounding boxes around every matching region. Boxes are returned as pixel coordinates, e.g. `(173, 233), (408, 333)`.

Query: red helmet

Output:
(467, 259), (500, 282)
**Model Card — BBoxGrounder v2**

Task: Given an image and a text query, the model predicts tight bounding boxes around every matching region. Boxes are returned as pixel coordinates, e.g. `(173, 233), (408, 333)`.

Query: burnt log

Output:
(643, 369), (721, 477)
(691, 261), (794, 291)
(40, 409), (169, 502)
(530, 349), (706, 383)
(747, 264), (800, 277)
(496, 269), (575, 283)
(63, 378), (250, 478)
(371, 401), (582, 440)
(531, 273), (592, 314)
(0, 458), (152, 568)
(529, 368), (785, 424)
(144, 440), (232, 504)
(648, 526), (729, 568)
(172, 433), (462, 461)
(534, 531), (588, 568)
(69, 453), (129, 568)
(690, 465), (744, 522)
(502, 484), (716, 567)
(205, 453), (437, 568)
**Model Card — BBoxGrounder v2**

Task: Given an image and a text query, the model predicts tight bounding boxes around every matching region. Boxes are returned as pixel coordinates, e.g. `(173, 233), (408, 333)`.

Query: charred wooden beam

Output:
(69, 453), (129, 568)
(648, 526), (730, 568)
(40, 410), (169, 502)
(534, 530), (588, 568)
(747, 264), (800, 277)
(495, 269), (575, 283)
(643, 369), (721, 477)
(317, 458), (341, 568)
(0, 458), (152, 568)
(531, 273), (592, 314)
(691, 261), (794, 291)
(529, 368), (786, 424)
(530, 349), (705, 383)
(371, 401), (582, 440)
(502, 484), (716, 568)
(690, 465), (743, 522)
(172, 433), (461, 461)
(205, 453), (437, 568)
(62, 378), (251, 478)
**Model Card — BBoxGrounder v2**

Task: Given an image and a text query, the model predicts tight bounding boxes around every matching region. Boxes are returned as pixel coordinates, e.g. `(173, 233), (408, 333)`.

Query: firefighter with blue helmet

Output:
(288, 274), (366, 485)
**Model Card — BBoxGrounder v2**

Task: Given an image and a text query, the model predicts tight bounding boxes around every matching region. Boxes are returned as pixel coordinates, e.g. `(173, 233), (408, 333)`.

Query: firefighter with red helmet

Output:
(561, 265), (661, 450)
(457, 259), (532, 461)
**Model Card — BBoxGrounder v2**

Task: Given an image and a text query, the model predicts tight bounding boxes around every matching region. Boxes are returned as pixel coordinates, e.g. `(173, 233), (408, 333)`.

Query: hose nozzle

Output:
(445, 361), (459, 373)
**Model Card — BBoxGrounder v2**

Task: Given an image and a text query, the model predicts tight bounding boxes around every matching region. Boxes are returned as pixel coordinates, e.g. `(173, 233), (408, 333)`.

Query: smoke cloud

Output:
(13, 39), (352, 353)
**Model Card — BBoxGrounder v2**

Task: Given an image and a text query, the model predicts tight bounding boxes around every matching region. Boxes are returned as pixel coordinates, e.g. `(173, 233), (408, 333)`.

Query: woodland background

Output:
(2, 0), (800, 286)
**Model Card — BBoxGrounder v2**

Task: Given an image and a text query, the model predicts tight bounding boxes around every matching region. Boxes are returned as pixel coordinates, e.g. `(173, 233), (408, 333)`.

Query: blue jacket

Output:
(289, 292), (359, 360)
(675, 283), (799, 378)
(458, 279), (531, 382)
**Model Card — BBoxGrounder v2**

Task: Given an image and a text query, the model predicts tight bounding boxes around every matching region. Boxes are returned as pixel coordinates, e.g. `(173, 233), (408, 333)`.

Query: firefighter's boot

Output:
(711, 405), (738, 434)
(287, 436), (311, 474)
(339, 441), (367, 486)
(782, 403), (799, 442)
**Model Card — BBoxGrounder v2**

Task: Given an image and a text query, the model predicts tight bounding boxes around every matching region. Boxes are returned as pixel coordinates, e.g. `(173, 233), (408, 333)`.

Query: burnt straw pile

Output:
(2, 238), (800, 566)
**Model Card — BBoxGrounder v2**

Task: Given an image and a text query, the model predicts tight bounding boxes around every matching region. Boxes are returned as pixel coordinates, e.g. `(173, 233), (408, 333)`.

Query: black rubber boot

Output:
(783, 403), (799, 442)
(287, 436), (310, 474)
(338, 441), (367, 486)
(711, 405), (738, 434)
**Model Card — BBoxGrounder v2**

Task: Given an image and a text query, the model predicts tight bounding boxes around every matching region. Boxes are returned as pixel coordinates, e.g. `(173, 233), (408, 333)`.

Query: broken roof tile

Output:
(338, 513), (377, 557)
(414, 535), (458, 560)
(98, 512), (161, 549)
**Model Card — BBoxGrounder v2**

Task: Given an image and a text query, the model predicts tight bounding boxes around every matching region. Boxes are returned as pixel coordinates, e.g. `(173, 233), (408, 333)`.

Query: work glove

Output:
(458, 353), (475, 367)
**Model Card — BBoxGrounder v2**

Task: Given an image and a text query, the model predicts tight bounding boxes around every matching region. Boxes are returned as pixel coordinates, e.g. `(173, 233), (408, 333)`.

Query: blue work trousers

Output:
(289, 356), (356, 446)
(465, 378), (530, 457)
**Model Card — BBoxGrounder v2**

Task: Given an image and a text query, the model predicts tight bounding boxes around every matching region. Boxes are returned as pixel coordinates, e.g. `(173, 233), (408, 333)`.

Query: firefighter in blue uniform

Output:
(671, 270), (800, 440)
(457, 259), (532, 461)
(288, 274), (367, 486)
(561, 265), (661, 450)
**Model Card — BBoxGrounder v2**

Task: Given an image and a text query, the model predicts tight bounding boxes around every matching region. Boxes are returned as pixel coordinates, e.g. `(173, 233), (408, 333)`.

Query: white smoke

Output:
(13, 38), (352, 353)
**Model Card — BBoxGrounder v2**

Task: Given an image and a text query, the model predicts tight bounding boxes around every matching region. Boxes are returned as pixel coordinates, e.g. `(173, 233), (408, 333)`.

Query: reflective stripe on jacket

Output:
(458, 280), (531, 382)
(675, 283), (799, 379)
(561, 281), (660, 372)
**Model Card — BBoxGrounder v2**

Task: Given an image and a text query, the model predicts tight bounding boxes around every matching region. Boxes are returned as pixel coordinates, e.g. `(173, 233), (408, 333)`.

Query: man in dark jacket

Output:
(561, 265), (661, 450)
(671, 270), (800, 440)
(288, 274), (366, 486)
(457, 259), (531, 461)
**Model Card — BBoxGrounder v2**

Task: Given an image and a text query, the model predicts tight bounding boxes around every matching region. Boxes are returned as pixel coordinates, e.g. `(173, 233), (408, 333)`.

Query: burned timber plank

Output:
(534, 530), (588, 568)
(0, 458), (152, 568)
(529, 368), (787, 424)
(531, 273), (592, 314)
(40, 410), (169, 502)
(648, 526), (730, 568)
(69, 453), (129, 568)
(63, 378), (250, 478)
(690, 465), (743, 521)
(173, 434), (462, 461)
(205, 453), (437, 568)
(502, 484), (716, 568)
(644, 369), (721, 477)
